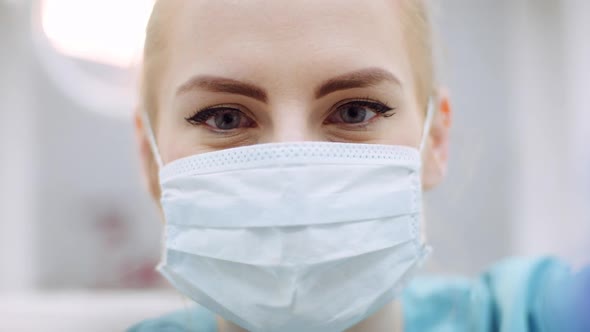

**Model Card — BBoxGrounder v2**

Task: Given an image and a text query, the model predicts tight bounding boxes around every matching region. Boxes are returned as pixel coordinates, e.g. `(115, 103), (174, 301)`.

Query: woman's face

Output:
(138, 0), (450, 192)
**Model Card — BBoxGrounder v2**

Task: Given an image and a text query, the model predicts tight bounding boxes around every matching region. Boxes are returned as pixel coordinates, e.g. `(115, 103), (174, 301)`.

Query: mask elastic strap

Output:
(142, 112), (164, 169)
(419, 99), (436, 153)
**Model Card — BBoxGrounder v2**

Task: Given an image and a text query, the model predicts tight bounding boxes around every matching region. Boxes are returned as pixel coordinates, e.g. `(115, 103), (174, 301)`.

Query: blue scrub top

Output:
(129, 257), (589, 332)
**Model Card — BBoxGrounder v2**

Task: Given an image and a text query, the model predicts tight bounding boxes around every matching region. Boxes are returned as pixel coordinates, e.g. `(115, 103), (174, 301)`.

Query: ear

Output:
(133, 109), (162, 203)
(422, 88), (452, 191)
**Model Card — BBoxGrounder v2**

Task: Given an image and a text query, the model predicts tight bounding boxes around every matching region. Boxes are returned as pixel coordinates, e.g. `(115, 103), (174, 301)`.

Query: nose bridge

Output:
(272, 121), (314, 143)
(263, 102), (320, 143)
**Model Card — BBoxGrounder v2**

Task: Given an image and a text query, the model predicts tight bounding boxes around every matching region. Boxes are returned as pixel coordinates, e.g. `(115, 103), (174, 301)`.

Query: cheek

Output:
(376, 108), (424, 149)
(161, 136), (221, 165)
(156, 117), (206, 164)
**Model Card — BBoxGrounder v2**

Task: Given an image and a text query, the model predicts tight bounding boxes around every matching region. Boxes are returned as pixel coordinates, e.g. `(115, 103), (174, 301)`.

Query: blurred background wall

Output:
(0, 0), (162, 293)
(427, 0), (590, 274)
(0, 0), (588, 295)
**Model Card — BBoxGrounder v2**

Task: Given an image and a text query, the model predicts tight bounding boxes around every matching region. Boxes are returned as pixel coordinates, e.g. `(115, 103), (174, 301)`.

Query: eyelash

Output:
(333, 98), (396, 118)
(185, 107), (235, 125)
(185, 98), (396, 127)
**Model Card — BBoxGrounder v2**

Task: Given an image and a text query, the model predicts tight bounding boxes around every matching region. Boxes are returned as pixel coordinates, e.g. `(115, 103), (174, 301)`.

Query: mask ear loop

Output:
(418, 99), (435, 252)
(419, 99), (436, 153)
(142, 112), (164, 169)
(143, 112), (170, 284)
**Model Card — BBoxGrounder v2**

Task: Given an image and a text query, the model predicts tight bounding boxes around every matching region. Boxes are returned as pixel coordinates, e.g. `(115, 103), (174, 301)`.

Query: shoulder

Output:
(402, 256), (576, 332)
(127, 305), (217, 332)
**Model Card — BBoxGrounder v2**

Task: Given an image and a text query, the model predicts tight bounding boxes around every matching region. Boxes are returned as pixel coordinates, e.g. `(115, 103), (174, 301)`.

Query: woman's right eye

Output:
(186, 107), (255, 131)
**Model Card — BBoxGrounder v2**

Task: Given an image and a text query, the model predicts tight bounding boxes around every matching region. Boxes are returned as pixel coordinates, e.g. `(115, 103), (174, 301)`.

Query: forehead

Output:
(160, 0), (413, 94)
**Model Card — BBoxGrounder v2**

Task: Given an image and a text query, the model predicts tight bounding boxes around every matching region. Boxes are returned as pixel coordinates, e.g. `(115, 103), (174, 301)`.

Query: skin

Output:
(135, 0), (452, 331)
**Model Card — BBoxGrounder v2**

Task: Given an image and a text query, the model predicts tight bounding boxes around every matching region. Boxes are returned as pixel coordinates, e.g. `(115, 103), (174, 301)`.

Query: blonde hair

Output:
(399, 0), (437, 110)
(140, 0), (437, 199)
(141, 0), (174, 127)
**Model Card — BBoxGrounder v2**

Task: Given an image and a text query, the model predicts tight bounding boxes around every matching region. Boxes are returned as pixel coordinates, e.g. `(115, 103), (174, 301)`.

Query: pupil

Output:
(216, 111), (240, 129)
(342, 106), (366, 123)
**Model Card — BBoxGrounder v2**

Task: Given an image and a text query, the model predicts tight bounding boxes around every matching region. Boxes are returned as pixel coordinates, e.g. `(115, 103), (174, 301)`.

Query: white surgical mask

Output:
(145, 101), (435, 332)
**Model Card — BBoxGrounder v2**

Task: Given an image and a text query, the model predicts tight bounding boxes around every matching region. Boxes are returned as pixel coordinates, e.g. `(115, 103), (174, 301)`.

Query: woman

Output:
(130, 0), (587, 331)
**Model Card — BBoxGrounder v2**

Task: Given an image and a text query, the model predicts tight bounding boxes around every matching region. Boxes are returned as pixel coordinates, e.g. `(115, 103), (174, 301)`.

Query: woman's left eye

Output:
(324, 100), (395, 125)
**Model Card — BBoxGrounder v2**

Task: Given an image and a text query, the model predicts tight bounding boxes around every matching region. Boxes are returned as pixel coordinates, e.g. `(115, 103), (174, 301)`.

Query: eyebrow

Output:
(315, 67), (402, 99)
(176, 67), (401, 102)
(176, 76), (268, 103)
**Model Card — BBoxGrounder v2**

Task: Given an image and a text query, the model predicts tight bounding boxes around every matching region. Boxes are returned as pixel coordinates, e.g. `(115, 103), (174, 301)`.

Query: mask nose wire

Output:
(142, 112), (164, 169)
(419, 99), (436, 153)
